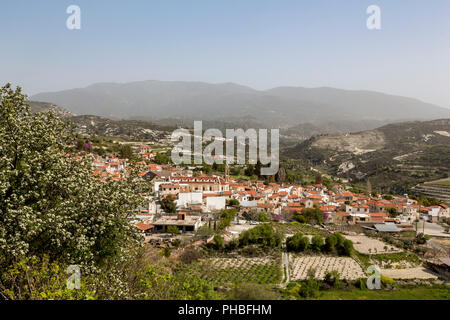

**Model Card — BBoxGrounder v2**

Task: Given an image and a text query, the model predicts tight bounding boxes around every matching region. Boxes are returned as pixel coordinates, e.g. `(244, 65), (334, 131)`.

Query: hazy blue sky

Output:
(1, 0), (449, 107)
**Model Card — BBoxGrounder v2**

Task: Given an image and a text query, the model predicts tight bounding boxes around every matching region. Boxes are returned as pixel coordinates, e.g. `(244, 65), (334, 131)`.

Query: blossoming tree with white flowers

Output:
(0, 84), (147, 269)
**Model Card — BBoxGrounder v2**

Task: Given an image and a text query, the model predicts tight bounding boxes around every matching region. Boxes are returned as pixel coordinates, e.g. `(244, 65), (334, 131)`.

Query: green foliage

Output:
(286, 232), (352, 256)
(294, 207), (324, 225)
(243, 209), (270, 222)
(418, 196), (441, 207)
(286, 233), (309, 252)
(153, 152), (171, 165)
(356, 278), (367, 290)
(226, 199), (240, 206)
(199, 258), (282, 286)
(338, 239), (354, 256)
(324, 234), (338, 252)
(317, 285), (450, 300)
(217, 209), (236, 230)
(0, 85), (221, 301)
(298, 268), (320, 299)
(324, 233), (353, 256)
(257, 211), (270, 222)
(324, 270), (341, 288)
(167, 225), (180, 235)
(368, 252), (421, 267)
(386, 207), (399, 217)
(161, 196), (177, 213)
(416, 233), (428, 244)
(239, 225), (283, 248)
(381, 275), (394, 287)
(311, 235), (324, 251)
(0, 256), (96, 300)
(272, 222), (328, 237)
(119, 144), (134, 160)
(195, 226), (215, 239)
(225, 239), (239, 251)
(288, 283), (302, 296)
(213, 235), (224, 250)
(161, 247), (172, 258)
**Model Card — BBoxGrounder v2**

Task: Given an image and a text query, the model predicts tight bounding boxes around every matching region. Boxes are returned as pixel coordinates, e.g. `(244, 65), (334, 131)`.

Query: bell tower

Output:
(225, 163), (230, 183)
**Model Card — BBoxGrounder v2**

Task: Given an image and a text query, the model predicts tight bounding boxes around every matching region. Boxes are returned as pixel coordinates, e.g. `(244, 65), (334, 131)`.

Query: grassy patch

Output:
(318, 286), (450, 300)
(353, 250), (421, 269)
(272, 222), (329, 237)
(370, 252), (421, 267)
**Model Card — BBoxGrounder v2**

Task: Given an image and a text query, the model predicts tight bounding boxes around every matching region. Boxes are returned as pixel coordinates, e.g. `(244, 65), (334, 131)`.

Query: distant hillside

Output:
(69, 115), (174, 141)
(28, 100), (174, 141)
(267, 86), (450, 122)
(281, 119), (395, 139)
(31, 81), (450, 129)
(28, 101), (75, 118)
(412, 179), (450, 204)
(284, 119), (450, 193)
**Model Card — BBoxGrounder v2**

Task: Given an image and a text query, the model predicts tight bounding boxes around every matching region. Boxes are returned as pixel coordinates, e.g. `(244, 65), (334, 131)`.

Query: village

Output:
(81, 141), (450, 294)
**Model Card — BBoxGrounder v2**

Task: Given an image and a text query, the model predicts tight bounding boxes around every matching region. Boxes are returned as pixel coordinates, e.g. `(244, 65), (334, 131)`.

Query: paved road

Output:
(281, 243), (290, 287)
(415, 221), (450, 238)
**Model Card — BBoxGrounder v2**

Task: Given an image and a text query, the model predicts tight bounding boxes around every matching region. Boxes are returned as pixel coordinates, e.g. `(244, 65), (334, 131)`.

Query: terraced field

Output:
(344, 234), (402, 254)
(290, 255), (365, 280)
(199, 257), (282, 285)
(380, 267), (438, 280)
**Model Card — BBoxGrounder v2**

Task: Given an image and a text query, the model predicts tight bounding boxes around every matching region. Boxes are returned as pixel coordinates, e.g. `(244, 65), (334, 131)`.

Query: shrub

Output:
(381, 275), (394, 287)
(167, 225), (180, 235)
(288, 283), (302, 296)
(226, 239), (239, 251)
(0, 256), (96, 300)
(286, 233), (309, 252)
(324, 234), (337, 252)
(226, 199), (240, 206)
(179, 248), (203, 265)
(324, 234), (353, 256)
(161, 247), (171, 258)
(311, 235), (324, 251)
(334, 233), (345, 247)
(172, 239), (181, 248)
(213, 235), (224, 250)
(298, 236), (310, 252)
(416, 233), (428, 244)
(239, 225), (282, 248)
(338, 239), (354, 256)
(324, 270), (341, 288)
(217, 209), (237, 230)
(356, 278), (367, 290)
(299, 268), (320, 299)
(294, 207), (324, 225)
(161, 196), (177, 213)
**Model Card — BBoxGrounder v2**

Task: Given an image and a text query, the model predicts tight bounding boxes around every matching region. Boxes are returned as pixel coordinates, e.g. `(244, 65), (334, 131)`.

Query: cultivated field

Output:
(344, 234), (402, 254)
(199, 257), (282, 285)
(289, 255), (365, 280)
(381, 267), (438, 280)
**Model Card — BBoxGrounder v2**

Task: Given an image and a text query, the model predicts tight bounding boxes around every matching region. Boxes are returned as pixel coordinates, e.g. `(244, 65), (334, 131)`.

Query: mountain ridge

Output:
(31, 80), (450, 127)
